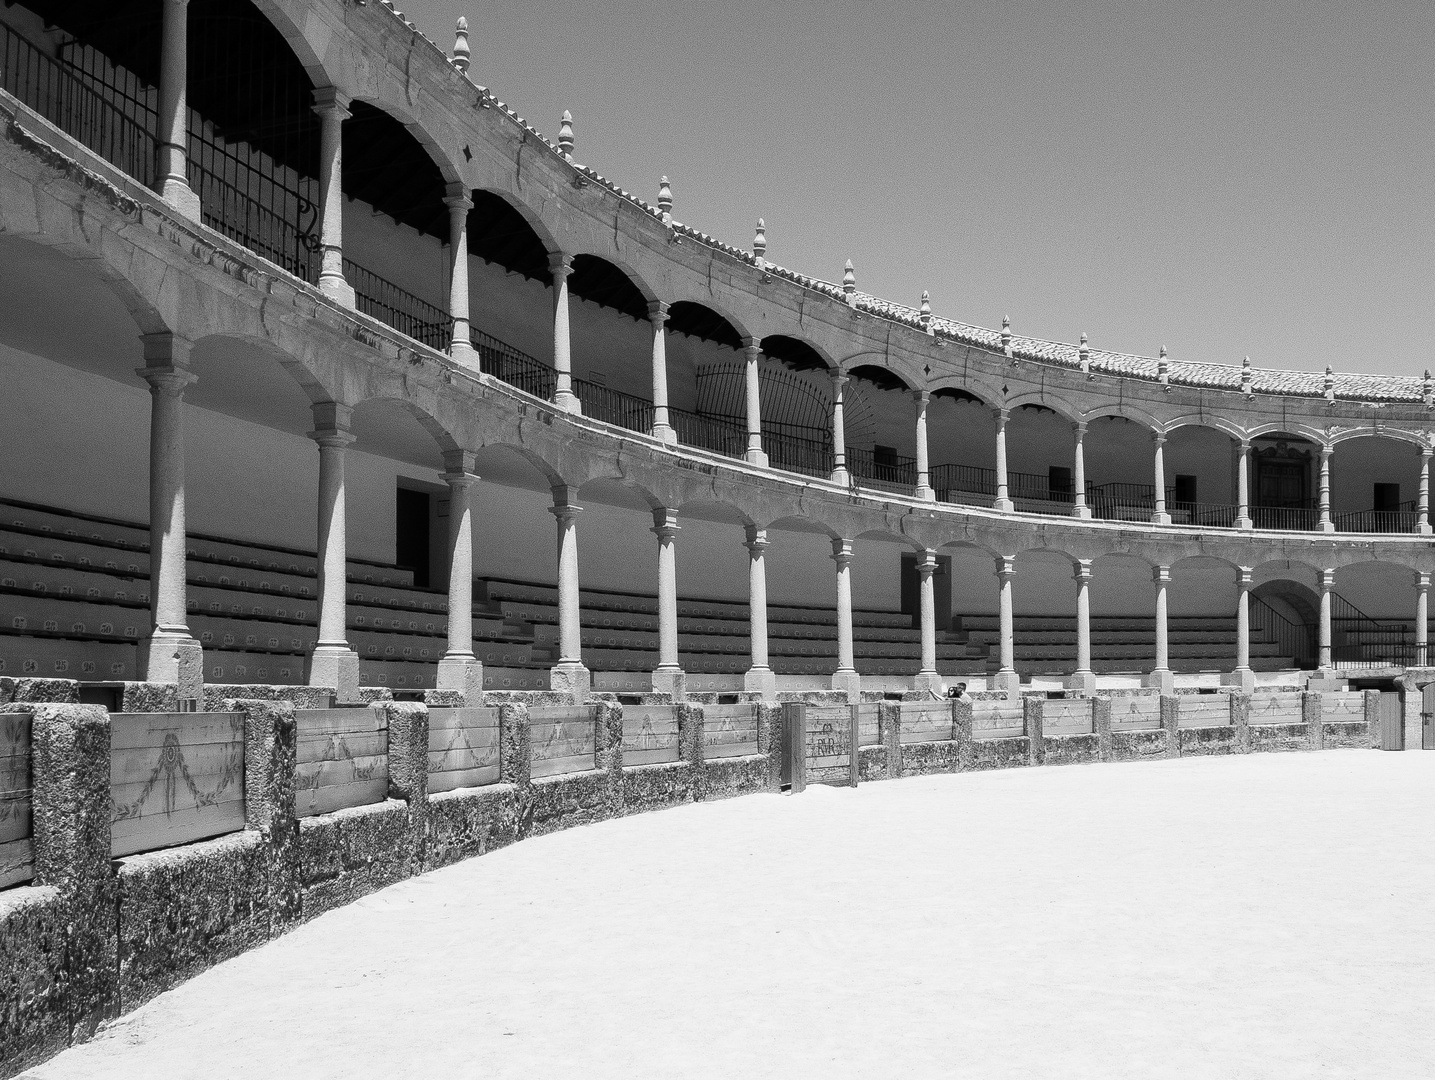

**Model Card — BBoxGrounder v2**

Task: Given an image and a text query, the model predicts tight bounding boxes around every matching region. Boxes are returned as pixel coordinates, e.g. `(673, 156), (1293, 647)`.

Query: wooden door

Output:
(1423, 684), (1435, 750)
(1379, 692), (1404, 751)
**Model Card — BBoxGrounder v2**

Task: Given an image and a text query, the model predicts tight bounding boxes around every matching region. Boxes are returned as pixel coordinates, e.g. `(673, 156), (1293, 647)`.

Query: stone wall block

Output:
(1024, 696), (1044, 766)
(756, 702), (782, 789)
(1092, 697), (1113, 762)
(381, 702), (430, 871)
(1230, 693), (1251, 753)
(1303, 692), (1324, 750)
(231, 699), (298, 929)
(953, 698), (974, 771)
(29, 703), (118, 1041)
(1363, 689), (1382, 749)
(877, 701), (902, 778)
(119, 682), (180, 713)
(1160, 695), (1180, 758)
(596, 701), (624, 816)
(3, 678), (79, 705)
(676, 703), (703, 800)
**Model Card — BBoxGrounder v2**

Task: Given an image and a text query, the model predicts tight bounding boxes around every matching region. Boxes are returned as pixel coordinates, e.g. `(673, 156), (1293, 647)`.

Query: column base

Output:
(830, 669), (862, 702)
(553, 389), (583, 415)
(993, 498), (1014, 513)
(649, 666), (686, 700)
(1320, 522), (1335, 534)
(1064, 669), (1098, 696)
(992, 669), (1022, 695)
(1144, 667), (1175, 695)
(436, 654), (484, 705)
(1152, 512), (1172, 525)
(744, 447), (770, 468)
(743, 666), (777, 700)
(160, 177), (201, 221)
(549, 661), (591, 701)
(448, 339), (478, 370)
(139, 630), (204, 705)
(1220, 667), (1256, 694)
(912, 671), (945, 698)
(914, 485), (936, 502)
(318, 275), (356, 309)
(307, 645), (361, 704)
(650, 423), (678, 447)
(1419, 523), (1433, 536)
(1235, 516), (1253, 530)
(1071, 506), (1091, 520)
(830, 467), (851, 486)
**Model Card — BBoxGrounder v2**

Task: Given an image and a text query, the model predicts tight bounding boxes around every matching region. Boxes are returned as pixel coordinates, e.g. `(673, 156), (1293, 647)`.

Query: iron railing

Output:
(470, 330), (556, 398)
(1332, 502), (1421, 534)
(766, 429), (833, 478)
(671, 409), (747, 457)
(572, 379), (652, 433)
(1250, 504), (1320, 531)
(1168, 501), (1241, 528)
(1250, 597), (1314, 668)
(344, 260), (450, 350)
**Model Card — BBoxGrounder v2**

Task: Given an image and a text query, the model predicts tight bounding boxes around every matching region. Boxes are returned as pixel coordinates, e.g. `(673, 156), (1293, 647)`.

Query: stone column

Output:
(1319, 445), (1334, 533)
(1222, 567), (1255, 693)
(136, 336), (202, 700)
(1071, 421), (1090, 518)
(444, 187), (475, 364)
(1151, 432), (1171, 524)
(156, 0), (199, 218)
(648, 301), (676, 444)
(831, 539), (860, 700)
(549, 253), (581, 413)
(743, 527), (776, 699)
(307, 403), (359, 703)
(913, 549), (942, 696)
(1066, 559), (1096, 694)
(913, 391), (934, 501)
(1146, 565), (1175, 694)
(830, 371), (850, 484)
(1236, 440), (1253, 529)
(312, 88), (353, 306)
(436, 451), (482, 704)
(995, 556), (1019, 692)
(650, 508), (684, 699)
(1419, 447), (1432, 535)
(742, 339), (767, 466)
(1317, 568), (1335, 674)
(549, 487), (589, 699)
(1416, 573), (1430, 668)
(993, 408), (1013, 511)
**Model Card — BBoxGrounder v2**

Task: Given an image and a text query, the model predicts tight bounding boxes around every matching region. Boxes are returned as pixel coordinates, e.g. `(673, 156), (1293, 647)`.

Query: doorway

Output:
(395, 487), (431, 588)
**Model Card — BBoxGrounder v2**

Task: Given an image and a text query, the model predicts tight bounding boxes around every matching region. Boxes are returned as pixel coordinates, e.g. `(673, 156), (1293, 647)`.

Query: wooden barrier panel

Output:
(856, 703), (881, 747)
(1321, 691), (1367, 725)
(0, 712), (32, 888)
(702, 703), (760, 759)
(622, 705), (680, 767)
(805, 705), (857, 783)
(1180, 695), (1231, 728)
(1108, 694), (1161, 731)
(530, 706), (598, 778)
(110, 712), (246, 857)
(427, 707), (500, 793)
(972, 699), (1024, 740)
(1043, 699), (1093, 736)
(1249, 692), (1304, 726)
(294, 707), (388, 818)
(899, 701), (953, 744)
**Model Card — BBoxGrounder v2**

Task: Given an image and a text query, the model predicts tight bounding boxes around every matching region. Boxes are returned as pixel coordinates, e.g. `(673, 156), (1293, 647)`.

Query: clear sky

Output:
(394, 0), (1433, 376)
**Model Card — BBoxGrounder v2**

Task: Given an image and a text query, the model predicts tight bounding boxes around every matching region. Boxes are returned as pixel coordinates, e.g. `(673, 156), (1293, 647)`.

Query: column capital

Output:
(309, 401), (352, 434)
(1152, 564), (1172, 585)
(139, 331), (193, 366)
(830, 369), (850, 389)
(916, 551), (938, 575)
(548, 251), (574, 277)
(1319, 444), (1334, 460)
(1072, 558), (1093, 583)
(831, 538), (854, 565)
(993, 406), (1010, 424)
(1072, 420), (1088, 438)
(1421, 445), (1433, 459)
(1239, 439), (1252, 453)
(913, 388), (931, 406)
(1236, 566), (1253, 589)
(743, 525), (769, 553)
(1419, 572), (1431, 590)
(308, 428), (355, 450)
(311, 86), (352, 120)
(443, 192), (474, 214)
(136, 364), (197, 395)
(995, 556), (1016, 579)
(1152, 430), (1168, 447)
(550, 485), (582, 522)
(441, 448), (478, 478)
(651, 507), (680, 538)
(740, 335), (761, 353)
(647, 299), (670, 324)
(1319, 568), (1336, 591)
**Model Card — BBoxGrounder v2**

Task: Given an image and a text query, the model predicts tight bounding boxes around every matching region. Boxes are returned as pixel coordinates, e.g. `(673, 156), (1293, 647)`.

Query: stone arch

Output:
(471, 442), (567, 492)
(665, 299), (754, 347)
(761, 334), (838, 373)
(568, 253), (659, 319)
(466, 188), (562, 282)
(1005, 392), (1081, 426)
(186, 333), (335, 430)
(576, 476), (665, 513)
(249, 0), (341, 88)
(676, 498), (757, 529)
(349, 395), (462, 470)
(1161, 414), (1247, 442)
(764, 514), (842, 541)
(1078, 402), (1161, 431)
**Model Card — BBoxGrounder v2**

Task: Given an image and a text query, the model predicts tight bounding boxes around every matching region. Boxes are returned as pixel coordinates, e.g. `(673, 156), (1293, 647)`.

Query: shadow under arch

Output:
(349, 396), (461, 471)
(576, 476), (664, 514)
(471, 442), (567, 493)
(1251, 579), (1320, 669)
(466, 189), (560, 284)
(187, 333), (334, 434)
(763, 514), (841, 541)
(676, 498), (757, 529)
(569, 254), (657, 321)
(667, 301), (750, 350)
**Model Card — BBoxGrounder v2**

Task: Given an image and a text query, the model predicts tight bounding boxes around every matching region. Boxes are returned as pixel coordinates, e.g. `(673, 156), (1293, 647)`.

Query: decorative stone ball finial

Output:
(657, 176), (673, 221)
(1079, 332), (1090, 376)
(1424, 369), (1432, 408)
(451, 16), (470, 72)
(753, 218), (767, 260)
(842, 259), (856, 296)
(1158, 346), (1169, 388)
(1001, 315), (1012, 357)
(558, 110), (574, 157)
(1241, 356), (1253, 396)
(919, 290), (932, 332)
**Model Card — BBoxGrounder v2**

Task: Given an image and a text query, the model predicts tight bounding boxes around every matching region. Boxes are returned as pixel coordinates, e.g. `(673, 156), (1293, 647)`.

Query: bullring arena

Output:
(0, 1), (1432, 1076)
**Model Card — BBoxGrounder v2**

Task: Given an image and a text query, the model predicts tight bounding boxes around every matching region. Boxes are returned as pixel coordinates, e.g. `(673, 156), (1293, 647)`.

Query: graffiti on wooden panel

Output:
(1109, 695), (1160, 731)
(1043, 699), (1093, 736)
(1180, 696), (1230, 727)
(702, 705), (759, 758)
(1249, 693), (1303, 725)
(972, 700), (1024, 739)
(431, 712), (500, 771)
(1321, 692), (1365, 723)
(0, 712), (29, 837)
(536, 720), (595, 761)
(111, 713), (243, 823)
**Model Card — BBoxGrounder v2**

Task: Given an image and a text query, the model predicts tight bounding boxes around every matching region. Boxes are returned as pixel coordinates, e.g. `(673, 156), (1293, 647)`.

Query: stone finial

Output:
(1001, 315), (1012, 357)
(753, 218), (767, 262)
(1323, 363), (1335, 403)
(1241, 355), (1253, 396)
(558, 109), (574, 157)
(1158, 346), (1169, 388)
(1424, 369), (1432, 408)
(1079, 332), (1090, 376)
(919, 290), (932, 332)
(842, 259), (856, 299)
(451, 16), (470, 72)
(657, 176), (673, 222)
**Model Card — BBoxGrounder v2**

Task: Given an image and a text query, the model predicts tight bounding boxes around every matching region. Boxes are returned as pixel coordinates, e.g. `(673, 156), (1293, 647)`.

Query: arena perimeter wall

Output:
(0, 679), (1379, 1077)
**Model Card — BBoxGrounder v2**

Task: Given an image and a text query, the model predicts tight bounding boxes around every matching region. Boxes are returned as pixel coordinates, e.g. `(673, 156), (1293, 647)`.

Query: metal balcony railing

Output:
(343, 260), (450, 351)
(1332, 502), (1421, 534)
(470, 330), (556, 398)
(1250, 504), (1320, 531)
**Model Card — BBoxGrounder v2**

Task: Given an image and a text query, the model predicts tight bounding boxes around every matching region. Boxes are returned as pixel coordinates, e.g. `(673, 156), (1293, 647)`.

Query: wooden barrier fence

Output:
(621, 705), (680, 766)
(973, 698), (1024, 739)
(1043, 699), (1093, 736)
(529, 706), (598, 777)
(0, 711), (31, 888)
(899, 701), (953, 744)
(701, 703), (760, 758)
(1109, 694), (1161, 730)
(294, 707), (387, 818)
(1179, 695), (1232, 728)
(427, 707), (500, 792)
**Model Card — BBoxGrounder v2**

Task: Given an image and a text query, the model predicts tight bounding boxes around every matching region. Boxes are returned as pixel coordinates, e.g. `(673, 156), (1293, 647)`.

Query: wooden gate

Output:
(780, 702), (859, 792)
(1423, 684), (1435, 750)
(1379, 692), (1404, 751)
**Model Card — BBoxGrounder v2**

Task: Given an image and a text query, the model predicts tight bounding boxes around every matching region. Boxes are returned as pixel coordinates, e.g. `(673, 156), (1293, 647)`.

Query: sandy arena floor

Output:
(24, 751), (1435, 1079)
